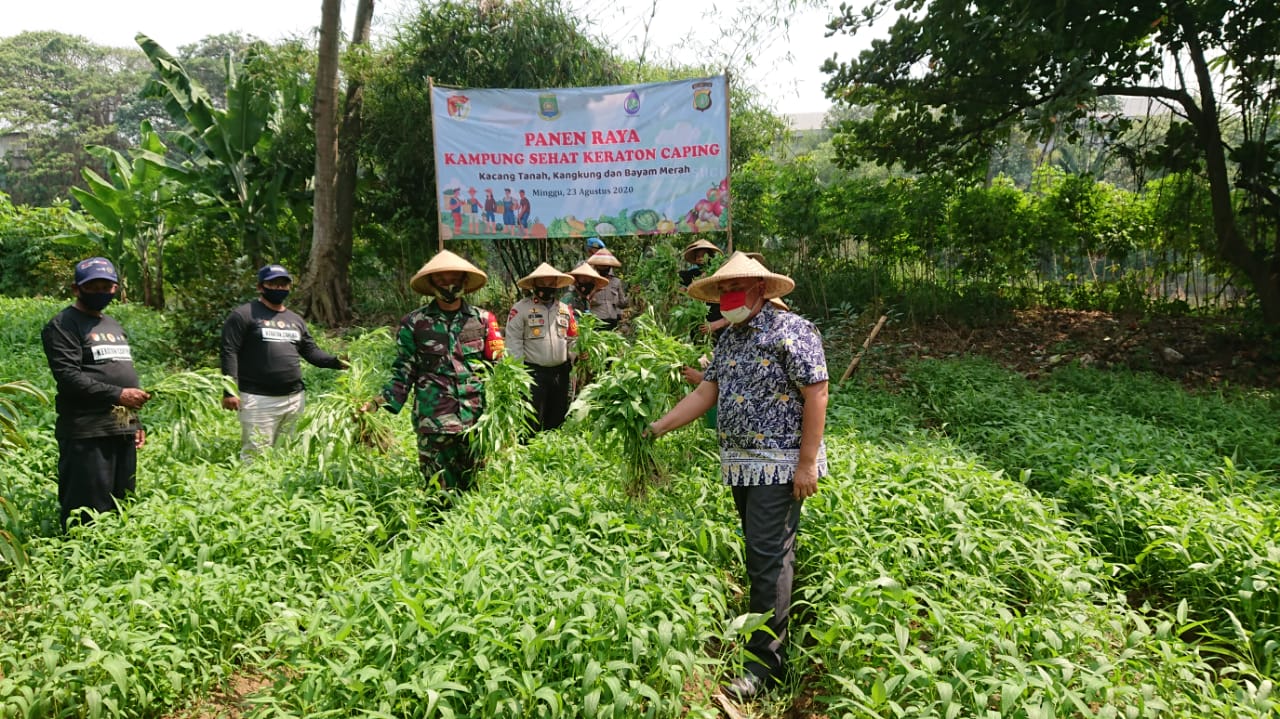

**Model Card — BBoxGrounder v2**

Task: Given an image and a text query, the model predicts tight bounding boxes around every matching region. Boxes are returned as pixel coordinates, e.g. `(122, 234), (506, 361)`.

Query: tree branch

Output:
(1094, 84), (1199, 122)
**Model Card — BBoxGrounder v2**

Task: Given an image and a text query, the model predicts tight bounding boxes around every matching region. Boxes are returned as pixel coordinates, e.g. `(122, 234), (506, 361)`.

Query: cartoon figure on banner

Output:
(483, 188), (497, 233)
(501, 188), (517, 236)
(518, 189), (532, 233)
(466, 188), (481, 234)
(444, 188), (464, 236)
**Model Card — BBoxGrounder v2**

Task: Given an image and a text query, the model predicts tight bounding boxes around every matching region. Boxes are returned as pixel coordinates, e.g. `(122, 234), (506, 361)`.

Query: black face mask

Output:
(432, 279), (463, 303)
(79, 291), (114, 312)
(261, 288), (290, 305)
(597, 266), (612, 277)
(576, 282), (595, 295)
(533, 287), (557, 302)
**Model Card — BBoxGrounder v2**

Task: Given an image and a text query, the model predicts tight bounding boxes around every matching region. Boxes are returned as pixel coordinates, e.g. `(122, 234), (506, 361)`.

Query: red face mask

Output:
(720, 290), (748, 311)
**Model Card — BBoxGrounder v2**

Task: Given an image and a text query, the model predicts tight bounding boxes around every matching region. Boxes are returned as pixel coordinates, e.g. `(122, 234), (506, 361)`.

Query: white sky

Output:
(3, 0), (861, 114)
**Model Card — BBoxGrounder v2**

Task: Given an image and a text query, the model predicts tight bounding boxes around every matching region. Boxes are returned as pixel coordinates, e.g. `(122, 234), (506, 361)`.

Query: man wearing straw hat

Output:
(371, 250), (504, 491)
(507, 263), (578, 432)
(646, 252), (829, 702)
(680, 239), (729, 337)
(563, 261), (609, 319)
(584, 249), (629, 330)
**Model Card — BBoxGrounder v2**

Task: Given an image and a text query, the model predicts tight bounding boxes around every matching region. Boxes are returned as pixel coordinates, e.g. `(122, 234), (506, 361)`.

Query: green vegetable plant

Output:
(468, 354), (535, 473)
(0, 380), (48, 449)
(573, 313), (627, 390)
(570, 310), (698, 496)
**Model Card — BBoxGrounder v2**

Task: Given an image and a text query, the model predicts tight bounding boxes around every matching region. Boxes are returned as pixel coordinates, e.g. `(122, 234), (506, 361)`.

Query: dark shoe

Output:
(721, 673), (764, 703)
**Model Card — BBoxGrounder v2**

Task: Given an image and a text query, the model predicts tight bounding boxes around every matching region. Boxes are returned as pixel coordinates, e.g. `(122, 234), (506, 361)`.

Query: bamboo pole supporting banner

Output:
(839, 314), (888, 383)
(428, 77), (444, 252)
(723, 69), (734, 255)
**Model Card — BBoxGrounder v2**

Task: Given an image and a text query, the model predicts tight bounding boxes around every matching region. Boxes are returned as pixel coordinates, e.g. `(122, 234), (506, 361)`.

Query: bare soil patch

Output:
(162, 671), (272, 719)
(846, 308), (1280, 390)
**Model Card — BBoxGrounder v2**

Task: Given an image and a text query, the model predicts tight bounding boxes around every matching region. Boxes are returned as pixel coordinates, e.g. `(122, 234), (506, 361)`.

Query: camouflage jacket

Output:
(381, 301), (504, 435)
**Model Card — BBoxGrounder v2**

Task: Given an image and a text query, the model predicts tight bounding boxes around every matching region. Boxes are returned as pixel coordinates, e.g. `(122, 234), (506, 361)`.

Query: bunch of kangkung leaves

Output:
(571, 310), (699, 496)
(468, 353), (535, 469)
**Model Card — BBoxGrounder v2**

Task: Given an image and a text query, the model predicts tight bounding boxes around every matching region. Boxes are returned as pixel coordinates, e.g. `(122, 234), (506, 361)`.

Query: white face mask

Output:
(722, 304), (753, 324)
(720, 287), (758, 325)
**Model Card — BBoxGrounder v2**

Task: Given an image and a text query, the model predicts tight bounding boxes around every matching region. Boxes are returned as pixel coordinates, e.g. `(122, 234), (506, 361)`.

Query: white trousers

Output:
(238, 391), (305, 462)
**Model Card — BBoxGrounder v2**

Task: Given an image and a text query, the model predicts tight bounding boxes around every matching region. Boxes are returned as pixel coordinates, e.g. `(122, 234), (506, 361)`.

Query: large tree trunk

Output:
(335, 0), (375, 309)
(301, 0), (347, 325)
(1184, 27), (1280, 322)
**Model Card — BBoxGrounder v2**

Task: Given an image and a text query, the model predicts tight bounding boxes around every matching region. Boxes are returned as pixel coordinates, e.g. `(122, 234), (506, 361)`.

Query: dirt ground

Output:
(843, 308), (1280, 390)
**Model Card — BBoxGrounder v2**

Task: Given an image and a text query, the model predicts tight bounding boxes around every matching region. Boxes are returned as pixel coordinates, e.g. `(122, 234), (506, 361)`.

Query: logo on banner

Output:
(624, 90), (641, 116)
(446, 95), (471, 120)
(538, 93), (560, 120)
(692, 81), (713, 112)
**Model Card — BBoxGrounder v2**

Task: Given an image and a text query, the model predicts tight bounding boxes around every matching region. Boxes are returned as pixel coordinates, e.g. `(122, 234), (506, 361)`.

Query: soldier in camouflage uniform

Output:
(374, 250), (504, 491)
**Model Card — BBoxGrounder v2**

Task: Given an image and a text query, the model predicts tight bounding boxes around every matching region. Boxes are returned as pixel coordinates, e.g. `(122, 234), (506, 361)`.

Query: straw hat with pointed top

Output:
(585, 249), (621, 268)
(746, 253), (787, 311)
(687, 251), (795, 303)
(409, 250), (488, 295)
(517, 262), (574, 290)
(567, 261), (609, 291)
(682, 238), (723, 264)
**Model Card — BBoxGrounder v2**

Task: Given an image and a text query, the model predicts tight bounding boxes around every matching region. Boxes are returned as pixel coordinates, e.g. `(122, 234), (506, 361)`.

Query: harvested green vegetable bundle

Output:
(573, 312), (627, 390)
(299, 328), (398, 462)
(571, 310), (699, 496)
(468, 354), (535, 467)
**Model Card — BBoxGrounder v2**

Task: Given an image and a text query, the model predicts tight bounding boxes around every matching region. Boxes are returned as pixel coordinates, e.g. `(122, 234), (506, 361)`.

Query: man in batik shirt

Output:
(373, 250), (503, 491)
(646, 252), (828, 704)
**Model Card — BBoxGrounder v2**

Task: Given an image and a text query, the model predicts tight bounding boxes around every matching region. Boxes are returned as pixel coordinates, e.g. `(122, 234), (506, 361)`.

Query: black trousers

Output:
(528, 362), (572, 432)
(57, 434), (137, 530)
(731, 483), (802, 683)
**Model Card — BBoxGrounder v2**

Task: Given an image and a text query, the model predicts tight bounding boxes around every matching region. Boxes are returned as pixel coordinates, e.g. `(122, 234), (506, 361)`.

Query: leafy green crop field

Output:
(1, 297), (1277, 718)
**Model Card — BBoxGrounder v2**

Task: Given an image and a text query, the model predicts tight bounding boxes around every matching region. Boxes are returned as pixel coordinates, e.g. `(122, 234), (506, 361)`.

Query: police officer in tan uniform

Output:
(585, 249), (629, 330)
(506, 263), (578, 432)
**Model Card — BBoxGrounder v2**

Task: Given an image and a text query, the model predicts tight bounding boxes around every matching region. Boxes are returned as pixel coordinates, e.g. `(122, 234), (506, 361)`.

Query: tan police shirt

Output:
(505, 297), (577, 367)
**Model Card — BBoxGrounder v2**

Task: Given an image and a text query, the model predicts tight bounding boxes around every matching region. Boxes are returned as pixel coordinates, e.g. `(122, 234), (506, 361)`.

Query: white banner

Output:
(431, 76), (730, 240)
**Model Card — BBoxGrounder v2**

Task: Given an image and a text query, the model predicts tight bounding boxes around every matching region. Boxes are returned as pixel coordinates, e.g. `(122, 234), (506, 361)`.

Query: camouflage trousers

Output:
(417, 432), (478, 491)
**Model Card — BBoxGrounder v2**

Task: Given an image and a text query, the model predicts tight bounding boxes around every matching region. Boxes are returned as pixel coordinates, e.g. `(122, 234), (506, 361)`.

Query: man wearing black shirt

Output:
(220, 264), (346, 462)
(41, 257), (151, 530)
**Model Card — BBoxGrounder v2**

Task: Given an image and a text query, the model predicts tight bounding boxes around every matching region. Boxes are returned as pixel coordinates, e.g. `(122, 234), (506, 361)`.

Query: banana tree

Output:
(69, 122), (186, 308)
(136, 33), (307, 267)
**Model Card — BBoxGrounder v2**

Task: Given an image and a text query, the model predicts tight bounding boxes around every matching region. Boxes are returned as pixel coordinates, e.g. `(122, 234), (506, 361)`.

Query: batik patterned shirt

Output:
(381, 301), (503, 435)
(702, 304), (829, 486)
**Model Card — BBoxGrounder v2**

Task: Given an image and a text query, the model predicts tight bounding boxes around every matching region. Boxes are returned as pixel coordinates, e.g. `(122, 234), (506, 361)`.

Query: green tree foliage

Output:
(362, 0), (626, 258)
(0, 31), (154, 206)
(822, 0), (1280, 321)
(137, 34), (313, 268)
(68, 122), (188, 308)
(0, 191), (84, 297)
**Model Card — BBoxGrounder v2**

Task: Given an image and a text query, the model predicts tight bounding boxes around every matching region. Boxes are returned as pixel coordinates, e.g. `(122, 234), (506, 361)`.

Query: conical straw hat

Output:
(687, 251), (795, 303)
(682, 239), (722, 264)
(517, 262), (574, 290)
(567, 261), (609, 291)
(585, 249), (621, 268)
(409, 250), (488, 295)
(746, 252), (788, 309)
